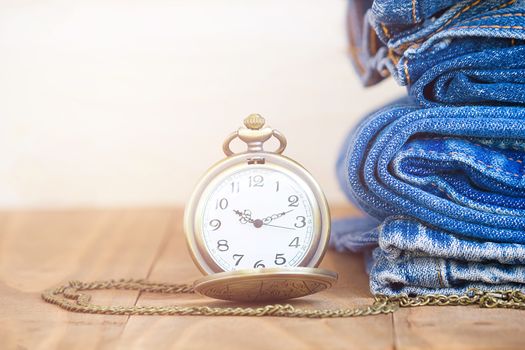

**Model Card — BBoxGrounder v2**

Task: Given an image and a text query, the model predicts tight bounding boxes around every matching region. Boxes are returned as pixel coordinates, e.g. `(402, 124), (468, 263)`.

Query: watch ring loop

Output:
(272, 130), (287, 154)
(222, 130), (287, 156)
(222, 132), (239, 156)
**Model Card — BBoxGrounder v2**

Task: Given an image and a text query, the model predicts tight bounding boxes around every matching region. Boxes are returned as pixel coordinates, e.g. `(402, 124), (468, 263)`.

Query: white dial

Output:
(201, 166), (315, 271)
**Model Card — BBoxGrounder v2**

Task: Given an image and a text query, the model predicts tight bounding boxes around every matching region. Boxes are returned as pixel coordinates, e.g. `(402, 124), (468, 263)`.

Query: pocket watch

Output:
(184, 114), (337, 302)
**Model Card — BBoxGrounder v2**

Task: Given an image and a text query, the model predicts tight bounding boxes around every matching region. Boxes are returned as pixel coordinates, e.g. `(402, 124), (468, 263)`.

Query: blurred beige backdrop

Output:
(0, 0), (402, 208)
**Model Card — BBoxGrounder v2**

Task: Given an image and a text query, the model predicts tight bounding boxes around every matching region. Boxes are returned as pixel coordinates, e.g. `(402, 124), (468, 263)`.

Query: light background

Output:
(0, 0), (402, 208)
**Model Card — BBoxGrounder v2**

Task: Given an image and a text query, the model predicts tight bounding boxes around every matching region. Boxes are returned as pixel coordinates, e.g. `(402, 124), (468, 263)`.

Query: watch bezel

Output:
(184, 152), (331, 275)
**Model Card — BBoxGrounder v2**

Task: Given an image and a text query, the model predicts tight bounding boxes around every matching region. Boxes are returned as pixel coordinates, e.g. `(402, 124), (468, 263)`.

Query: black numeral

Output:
(215, 198), (228, 210)
(289, 237), (299, 248)
(294, 216), (306, 228)
(249, 175), (264, 187)
(288, 195), (299, 207)
(231, 181), (239, 193)
(209, 219), (221, 231)
(275, 181), (280, 192)
(217, 239), (229, 251)
(253, 260), (266, 268)
(274, 253), (286, 265)
(233, 254), (244, 266)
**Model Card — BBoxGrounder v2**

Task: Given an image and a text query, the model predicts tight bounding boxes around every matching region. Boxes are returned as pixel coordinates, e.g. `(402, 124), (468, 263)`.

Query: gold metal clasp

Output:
(222, 114), (287, 156)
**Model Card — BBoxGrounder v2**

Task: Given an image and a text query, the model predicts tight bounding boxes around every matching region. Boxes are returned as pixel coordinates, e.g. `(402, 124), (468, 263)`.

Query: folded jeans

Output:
(347, 0), (525, 106)
(339, 0), (525, 295)
(332, 215), (525, 295)
(333, 100), (525, 294)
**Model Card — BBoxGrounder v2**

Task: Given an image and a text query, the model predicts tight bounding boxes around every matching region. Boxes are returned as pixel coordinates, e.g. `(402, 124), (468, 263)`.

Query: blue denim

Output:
(333, 101), (525, 295)
(336, 0), (525, 295)
(340, 0), (525, 295)
(334, 215), (525, 295)
(347, 0), (525, 105)
(338, 102), (525, 242)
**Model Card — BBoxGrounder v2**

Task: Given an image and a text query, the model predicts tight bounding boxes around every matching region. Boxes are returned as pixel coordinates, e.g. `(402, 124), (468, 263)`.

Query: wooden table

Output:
(0, 207), (522, 350)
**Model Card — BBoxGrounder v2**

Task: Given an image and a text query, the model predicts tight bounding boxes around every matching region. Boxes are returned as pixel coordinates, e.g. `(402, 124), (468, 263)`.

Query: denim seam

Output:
(406, 147), (525, 178)
(450, 24), (525, 31)
(389, 0), (486, 78)
(489, 0), (518, 12)
(381, 23), (391, 39)
(389, 0), (516, 53)
(412, 0), (417, 23)
(405, 1), (521, 54)
(388, 48), (400, 65)
(437, 264), (445, 287)
(431, 0), (516, 36)
(437, 0), (484, 31)
(393, 0), (484, 51)
(455, 12), (525, 26)
(403, 59), (411, 85)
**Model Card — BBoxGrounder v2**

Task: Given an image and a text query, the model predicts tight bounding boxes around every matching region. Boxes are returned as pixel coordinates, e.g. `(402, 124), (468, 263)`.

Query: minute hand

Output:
(262, 209), (294, 224)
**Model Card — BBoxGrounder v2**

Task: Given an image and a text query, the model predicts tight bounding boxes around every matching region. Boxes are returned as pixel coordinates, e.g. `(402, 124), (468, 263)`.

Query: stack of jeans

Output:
(332, 0), (525, 295)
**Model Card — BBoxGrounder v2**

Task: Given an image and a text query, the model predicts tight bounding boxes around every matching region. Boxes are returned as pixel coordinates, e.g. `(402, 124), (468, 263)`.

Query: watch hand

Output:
(233, 209), (294, 230)
(262, 209), (295, 224)
(233, 209), (254, 224)
(262, 223), (296, 230)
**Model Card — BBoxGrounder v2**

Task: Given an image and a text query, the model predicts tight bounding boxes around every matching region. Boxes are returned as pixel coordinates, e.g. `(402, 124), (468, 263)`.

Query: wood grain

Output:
(0, 206), (524, 350)
(0, 209), (174, 350)
(393, 307), (525, 350)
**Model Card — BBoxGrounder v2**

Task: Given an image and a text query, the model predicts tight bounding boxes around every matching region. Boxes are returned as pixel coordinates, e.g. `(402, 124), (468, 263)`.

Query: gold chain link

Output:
(41, 279), (525, 318)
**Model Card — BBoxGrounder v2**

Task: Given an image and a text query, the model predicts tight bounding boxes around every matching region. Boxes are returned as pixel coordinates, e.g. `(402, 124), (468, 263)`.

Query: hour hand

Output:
(233, 209), (254, 224)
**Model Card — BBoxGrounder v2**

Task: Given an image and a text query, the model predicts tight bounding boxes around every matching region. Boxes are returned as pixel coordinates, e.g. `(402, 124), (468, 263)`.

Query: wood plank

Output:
(118, 206), (395, 350)
(5, 206), (521, 349)
(0, 209), (173, 350)
(393, 306), (525, 350)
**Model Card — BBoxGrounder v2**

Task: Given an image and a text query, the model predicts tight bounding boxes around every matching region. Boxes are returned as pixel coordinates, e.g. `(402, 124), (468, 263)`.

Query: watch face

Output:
(200, 166), (316, 271)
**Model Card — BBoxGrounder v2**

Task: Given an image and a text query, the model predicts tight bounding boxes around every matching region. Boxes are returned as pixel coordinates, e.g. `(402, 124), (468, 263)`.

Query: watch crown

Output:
(243, 114), (266, 130)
